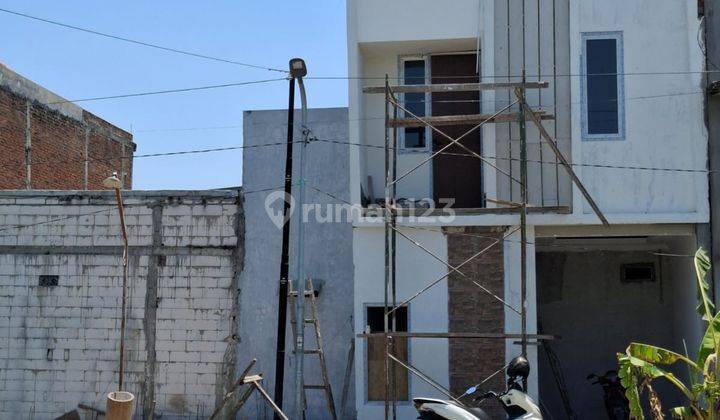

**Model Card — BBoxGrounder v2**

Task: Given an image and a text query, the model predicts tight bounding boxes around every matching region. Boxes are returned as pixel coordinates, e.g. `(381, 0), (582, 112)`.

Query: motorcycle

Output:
(413, 356), (543, 419)
(586, 370), (629, 419)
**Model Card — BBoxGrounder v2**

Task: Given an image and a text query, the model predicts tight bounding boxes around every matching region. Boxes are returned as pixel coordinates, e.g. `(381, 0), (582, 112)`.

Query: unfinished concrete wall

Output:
(536, 249), (684, 419)
(0, 190), (242, 419)
(240, 107), (353, 419)
(706, 0), (720, 302)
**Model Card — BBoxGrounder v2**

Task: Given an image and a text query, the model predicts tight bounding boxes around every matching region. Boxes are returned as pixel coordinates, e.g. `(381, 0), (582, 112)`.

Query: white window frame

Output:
(581, 31), (625, 141)
(397, 55), (431, 153)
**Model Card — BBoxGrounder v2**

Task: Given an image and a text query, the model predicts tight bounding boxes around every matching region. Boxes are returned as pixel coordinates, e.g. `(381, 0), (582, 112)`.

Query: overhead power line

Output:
(132, 88), (701, 133)
(307, 69), (720, 80)
(135, 124), (243, 133)
(0, 7), (288, 73)
(49, 77), (286, 105)
(0, 140), (295, 172)
(0, 136), (713, 175)
(312, 138), (715, 174)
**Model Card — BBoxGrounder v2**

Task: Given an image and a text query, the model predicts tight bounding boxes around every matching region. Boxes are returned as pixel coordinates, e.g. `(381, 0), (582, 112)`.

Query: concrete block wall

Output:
(0, 190), (242, 419)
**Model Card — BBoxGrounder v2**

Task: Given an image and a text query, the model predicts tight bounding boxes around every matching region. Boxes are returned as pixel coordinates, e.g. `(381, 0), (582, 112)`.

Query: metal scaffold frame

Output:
(360, 72), (608, 419)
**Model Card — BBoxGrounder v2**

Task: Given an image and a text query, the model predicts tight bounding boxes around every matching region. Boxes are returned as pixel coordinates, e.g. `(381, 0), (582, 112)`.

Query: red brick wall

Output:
(445, 226), (506, 417)
(0, 86), (133, 190)
(0, 88), (28, 189)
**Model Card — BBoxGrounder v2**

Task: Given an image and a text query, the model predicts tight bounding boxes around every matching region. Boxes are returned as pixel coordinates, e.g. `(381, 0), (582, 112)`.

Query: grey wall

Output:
(494, 0), (572, 207)
(239, 107), (353, 419)
(706, 0), (720, 301)
(536, 250), (683, 419)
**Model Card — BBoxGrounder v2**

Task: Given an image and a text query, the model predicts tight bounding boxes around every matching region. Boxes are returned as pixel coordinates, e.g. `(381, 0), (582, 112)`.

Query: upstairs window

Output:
(401, 58), (429, 151)
(582, 32), (624, 140)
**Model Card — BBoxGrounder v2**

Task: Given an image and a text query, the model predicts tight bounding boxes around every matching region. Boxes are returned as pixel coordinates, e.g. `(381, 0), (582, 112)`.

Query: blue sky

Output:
(0, 1), (348, 189)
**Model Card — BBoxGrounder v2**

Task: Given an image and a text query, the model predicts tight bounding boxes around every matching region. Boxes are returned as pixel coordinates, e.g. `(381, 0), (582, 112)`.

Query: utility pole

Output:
(291, 58), (309, 420)
(273, 62), (297, 418)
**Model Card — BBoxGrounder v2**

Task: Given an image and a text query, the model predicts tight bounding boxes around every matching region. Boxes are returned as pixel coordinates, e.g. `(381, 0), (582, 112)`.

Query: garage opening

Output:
(535, 235), (702, 418)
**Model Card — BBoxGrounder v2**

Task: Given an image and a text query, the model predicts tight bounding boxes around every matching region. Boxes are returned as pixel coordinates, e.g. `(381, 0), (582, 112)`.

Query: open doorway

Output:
(431, 53), (483, 208)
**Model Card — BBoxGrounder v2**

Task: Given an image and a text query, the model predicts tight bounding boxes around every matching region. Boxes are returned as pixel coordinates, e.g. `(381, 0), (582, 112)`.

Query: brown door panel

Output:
(431, 54), (484, 208)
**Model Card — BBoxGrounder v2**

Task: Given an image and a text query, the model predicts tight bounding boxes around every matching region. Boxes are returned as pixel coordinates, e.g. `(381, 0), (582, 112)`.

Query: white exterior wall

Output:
(353, 227), (449, 420)
(570, 0), (708, 220)
(0, 191), (241, 419)
(349, 0), (709, 224)
(353, 0), (480, 44)
(503, 227), (538, 399)
(347, 1), (709, 418)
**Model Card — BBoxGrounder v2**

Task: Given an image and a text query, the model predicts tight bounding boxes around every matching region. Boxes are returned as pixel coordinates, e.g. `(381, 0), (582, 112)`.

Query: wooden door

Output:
(431, 54), (483, 208)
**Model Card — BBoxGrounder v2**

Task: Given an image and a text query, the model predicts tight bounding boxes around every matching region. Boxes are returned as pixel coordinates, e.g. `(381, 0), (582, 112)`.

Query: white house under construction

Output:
(347, 1), (708, 418)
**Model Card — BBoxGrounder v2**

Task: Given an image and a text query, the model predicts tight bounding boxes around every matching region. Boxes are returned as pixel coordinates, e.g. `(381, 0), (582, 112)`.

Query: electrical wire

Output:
(0, 135), (713, 175)
(0, 6), (714, 81)
(0, 140), (295, 172)
(48, 77), (287, 105)
(0, 7), (288, 73)
(137, 88), (705, 133)
(311, 138), (715, 174)
(307, 69), (720, 81)
(307, 184), (694, 259)
(134, 124), (243, 133)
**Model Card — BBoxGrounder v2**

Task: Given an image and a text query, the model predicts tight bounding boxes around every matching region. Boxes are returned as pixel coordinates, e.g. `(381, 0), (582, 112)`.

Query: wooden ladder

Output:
(288, 278), (338, 420)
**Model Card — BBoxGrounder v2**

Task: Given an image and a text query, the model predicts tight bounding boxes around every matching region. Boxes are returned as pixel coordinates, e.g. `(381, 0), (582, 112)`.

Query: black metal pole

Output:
(274, 76), (295, 417)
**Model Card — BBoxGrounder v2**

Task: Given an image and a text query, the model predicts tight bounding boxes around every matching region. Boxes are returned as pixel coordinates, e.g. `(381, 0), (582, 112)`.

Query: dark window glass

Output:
(367, 306), (408, 332)
(586, 38), (619, 135)
(366, 306), (408, 401)
(403, 60), (426, 148)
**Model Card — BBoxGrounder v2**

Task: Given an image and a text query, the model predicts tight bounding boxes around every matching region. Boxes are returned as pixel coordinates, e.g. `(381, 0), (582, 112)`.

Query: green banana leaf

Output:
(670, 406), (694, 419)
(621, 351), (695, 406)
(627, 343), (699, 371)
(618, 353), (645, 420)
(695, 248), (716, 321)
(697, 311), (720, 374)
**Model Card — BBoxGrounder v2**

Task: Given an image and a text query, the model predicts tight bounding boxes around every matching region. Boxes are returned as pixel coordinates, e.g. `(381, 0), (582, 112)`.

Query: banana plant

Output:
(617, 248), (720, 419)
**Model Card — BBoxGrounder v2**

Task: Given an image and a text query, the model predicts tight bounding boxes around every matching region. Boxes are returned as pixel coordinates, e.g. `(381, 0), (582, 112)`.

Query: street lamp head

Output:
(103, 172), (123, 190)
(289, 58), (307, 78)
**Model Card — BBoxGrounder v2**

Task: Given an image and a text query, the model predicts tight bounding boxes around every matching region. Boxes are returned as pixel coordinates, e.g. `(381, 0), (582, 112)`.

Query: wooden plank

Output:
(516, 90), (610, 226)
(253, 381), (290, 420)
(242, 374), (263, 383)
(209, 358), (257, 419)
(362, 205), (571, 217)
(387, 112), (554, 128)
(364, 81), (549, 94)
(308, 278), (338, 420)
(357, 332), (556, 340)
(339, 339), (355, 420)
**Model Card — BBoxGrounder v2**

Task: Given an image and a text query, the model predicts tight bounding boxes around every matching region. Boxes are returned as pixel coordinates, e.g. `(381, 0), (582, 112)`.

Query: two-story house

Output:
(347, 1), (709, 418)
